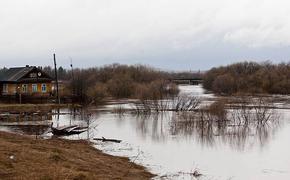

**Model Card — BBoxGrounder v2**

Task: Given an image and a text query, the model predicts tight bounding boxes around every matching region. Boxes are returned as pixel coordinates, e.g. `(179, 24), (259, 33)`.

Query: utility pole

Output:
(70, 57), (74, 81)
(54, 54), (60, 105)
(70, 57), (75, 104)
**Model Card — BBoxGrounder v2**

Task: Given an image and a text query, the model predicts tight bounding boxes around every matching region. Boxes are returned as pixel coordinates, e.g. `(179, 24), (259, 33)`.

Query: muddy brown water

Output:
(1, 85), (290, 180)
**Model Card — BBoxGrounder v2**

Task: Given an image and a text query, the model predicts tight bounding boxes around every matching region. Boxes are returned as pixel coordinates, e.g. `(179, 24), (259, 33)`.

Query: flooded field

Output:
(1, 85), (290, 179)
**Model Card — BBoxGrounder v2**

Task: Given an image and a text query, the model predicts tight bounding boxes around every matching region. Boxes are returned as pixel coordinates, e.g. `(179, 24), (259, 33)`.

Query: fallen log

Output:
(93, 137), (122, 143)
(50, 123), (87, 136)
(51, 126), (87, 136)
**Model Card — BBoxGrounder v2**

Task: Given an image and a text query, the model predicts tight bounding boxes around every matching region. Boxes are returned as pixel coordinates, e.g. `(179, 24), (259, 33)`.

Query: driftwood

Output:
(50, 123), (88, 136)
(93, 137), (122, 143)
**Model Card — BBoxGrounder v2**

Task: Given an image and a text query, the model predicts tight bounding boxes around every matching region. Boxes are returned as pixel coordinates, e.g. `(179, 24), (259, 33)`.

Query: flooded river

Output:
(1, 85), (290, 179)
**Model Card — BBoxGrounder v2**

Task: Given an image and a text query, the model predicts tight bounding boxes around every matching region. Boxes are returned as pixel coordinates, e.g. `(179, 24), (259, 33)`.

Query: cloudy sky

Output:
(1, 0), (290, 70)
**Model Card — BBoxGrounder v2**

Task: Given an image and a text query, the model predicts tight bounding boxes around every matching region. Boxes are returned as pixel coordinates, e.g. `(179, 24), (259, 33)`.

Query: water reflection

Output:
(131, 113), (169, 142)
(0, 124), (50, 136)
(170, 108), (281, 150)
(113, 107), (281, 152)
(1, 85), (290, 179)
(54, 108), (100, 140)
(0, 111), (53, 136)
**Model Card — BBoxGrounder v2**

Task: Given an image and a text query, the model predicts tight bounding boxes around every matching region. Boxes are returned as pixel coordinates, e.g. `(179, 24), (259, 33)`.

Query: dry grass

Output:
(0, 131), (154, 180)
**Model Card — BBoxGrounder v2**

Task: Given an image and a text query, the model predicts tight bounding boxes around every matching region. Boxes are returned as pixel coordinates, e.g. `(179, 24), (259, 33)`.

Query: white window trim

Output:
(22, 84), (28, 93)
(3, 84), (8, 93)
(41, 84), (47, 93)
(32, 84), (38, 92)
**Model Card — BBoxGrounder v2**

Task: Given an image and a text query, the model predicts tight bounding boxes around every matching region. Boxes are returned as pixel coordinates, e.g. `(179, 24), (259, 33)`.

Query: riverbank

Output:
(0, 131), (154, 180)
(0, 103), (82, 112)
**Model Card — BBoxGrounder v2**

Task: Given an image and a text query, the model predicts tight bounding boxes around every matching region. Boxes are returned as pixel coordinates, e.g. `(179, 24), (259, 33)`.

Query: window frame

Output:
(3, 84), (8, 93)
(22, 84), (28, 93)
(32, 84), (38, 93)
(41, 84), (47, 93)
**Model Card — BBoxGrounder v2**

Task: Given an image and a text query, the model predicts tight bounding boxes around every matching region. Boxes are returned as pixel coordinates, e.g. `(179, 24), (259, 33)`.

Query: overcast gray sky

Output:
(1, 0), (290, 70)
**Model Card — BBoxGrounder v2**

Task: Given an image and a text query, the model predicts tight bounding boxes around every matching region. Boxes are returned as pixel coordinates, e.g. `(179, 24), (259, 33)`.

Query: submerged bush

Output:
(207, 100), (227, 121)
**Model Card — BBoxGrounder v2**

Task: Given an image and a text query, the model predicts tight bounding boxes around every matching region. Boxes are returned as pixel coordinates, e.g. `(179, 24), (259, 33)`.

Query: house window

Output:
(32, 84), (38, 92)
(3, 84), (8, 93)
(22, 84), (28, 93)
(41, 84), (47, 92)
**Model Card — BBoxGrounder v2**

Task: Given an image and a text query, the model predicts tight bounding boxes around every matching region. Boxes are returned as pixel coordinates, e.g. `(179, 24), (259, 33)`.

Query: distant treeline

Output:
(43, 64), (184, 103)
(41, 65), (203, 81)
(0, 64), (201, 103)
(203, 61), (290, 95)
(69, 64), (186, 104)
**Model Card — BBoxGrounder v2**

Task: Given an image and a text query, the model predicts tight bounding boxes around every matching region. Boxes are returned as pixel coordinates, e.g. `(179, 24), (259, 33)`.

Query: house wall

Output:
(3, 84), (17, 95)
(2, 83), (52, 96)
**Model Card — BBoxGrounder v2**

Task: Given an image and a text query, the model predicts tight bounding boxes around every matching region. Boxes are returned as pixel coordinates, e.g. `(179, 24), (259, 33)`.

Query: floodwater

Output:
(1, 85), (290, 180)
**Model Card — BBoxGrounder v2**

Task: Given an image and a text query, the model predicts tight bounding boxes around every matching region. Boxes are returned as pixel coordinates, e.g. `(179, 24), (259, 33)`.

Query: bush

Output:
(203, 61), (290, 95)
(212, 74), (236, 95)
(53, 64), (181, 103)
(107, 73), (135, 98)
(87, 83), (107, 105)
(207, 100), (227, 120)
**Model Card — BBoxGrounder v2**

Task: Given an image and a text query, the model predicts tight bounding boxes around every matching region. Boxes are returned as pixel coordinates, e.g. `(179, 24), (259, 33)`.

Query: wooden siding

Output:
(2, 83), (52, 96)
(2, 84), (17, 95)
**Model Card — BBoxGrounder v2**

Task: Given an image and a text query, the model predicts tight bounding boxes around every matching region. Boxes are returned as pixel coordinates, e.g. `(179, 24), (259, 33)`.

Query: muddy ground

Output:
(0, 131), (154, 180)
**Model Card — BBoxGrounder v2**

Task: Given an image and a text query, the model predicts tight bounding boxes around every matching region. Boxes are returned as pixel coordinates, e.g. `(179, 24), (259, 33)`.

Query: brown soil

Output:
(0, 131), (154, 180)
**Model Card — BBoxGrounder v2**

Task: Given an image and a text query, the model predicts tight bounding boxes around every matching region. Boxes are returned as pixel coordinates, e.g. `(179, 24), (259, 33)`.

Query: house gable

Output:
(0, 66), (53, 83)
(19, 67), (53, 83)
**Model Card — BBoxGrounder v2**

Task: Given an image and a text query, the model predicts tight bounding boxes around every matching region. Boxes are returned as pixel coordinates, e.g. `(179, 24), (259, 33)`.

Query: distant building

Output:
(0, 65), (53, 97)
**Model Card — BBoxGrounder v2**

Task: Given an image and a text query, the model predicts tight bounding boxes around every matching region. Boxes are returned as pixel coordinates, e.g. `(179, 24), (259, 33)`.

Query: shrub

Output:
(107, 73), (135, 98)
(203, 61), (290, 95)
(87, 83), (107, 105)
(212, 74), (236, 95)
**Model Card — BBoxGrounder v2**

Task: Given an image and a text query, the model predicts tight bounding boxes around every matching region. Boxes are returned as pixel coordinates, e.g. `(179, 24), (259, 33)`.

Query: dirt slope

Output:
(0, 131), (154, 180)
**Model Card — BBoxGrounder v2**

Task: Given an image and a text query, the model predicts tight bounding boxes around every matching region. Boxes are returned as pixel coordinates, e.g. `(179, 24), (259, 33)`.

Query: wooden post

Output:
(17, 86), (22, 104)
(70, 58), (75, 82)
(70, 58), (75, 102)
(54, 54), (60, 104)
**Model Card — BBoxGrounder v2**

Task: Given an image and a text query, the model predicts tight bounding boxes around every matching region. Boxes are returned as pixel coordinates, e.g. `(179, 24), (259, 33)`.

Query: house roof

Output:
(0, 66), (52, 83)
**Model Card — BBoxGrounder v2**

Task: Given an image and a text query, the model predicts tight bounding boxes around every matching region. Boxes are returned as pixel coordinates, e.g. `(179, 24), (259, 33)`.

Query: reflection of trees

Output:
(109, 96), (281, 151)
(124, 98), (281, 150)
(8, 124), (50, 136)
(171, 112), (217, 147)
(170, 98), (281, 150)
(68, 108), (100, 140)
(1, 110), (53, 137)
(135, 113), (150, 137)
(132, 113), (168, 142)
(131, 94), (201, 114)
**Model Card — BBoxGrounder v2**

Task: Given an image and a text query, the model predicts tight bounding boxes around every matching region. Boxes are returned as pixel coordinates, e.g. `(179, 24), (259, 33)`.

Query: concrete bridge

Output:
(169, 78), (203, 85)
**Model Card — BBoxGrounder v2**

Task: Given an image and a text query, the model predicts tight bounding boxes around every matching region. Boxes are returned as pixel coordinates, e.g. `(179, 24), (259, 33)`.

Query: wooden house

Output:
(0, 65), (53, 97)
